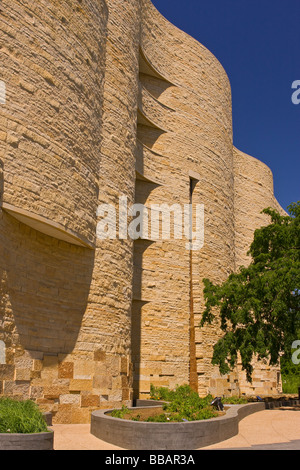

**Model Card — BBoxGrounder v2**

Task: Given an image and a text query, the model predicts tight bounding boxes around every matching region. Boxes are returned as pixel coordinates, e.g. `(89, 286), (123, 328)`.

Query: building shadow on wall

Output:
(131, 171), (162, 400)
(131, 239), (154, 401)
(0, 159), (8, 354)
(0, 210), (95, 359)
(0, 158), (3, 206)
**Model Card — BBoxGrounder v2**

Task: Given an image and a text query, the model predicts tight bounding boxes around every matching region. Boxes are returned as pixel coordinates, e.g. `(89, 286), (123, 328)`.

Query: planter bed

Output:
(0, 429), (54, 450)
(0, 398), (54, 450)
(265, 398), (300, 409)
(90, 402), (265, 450)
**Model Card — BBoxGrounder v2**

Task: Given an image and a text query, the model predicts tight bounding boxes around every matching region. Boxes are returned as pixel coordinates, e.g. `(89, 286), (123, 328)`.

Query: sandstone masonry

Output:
(0, 0), (283, 423)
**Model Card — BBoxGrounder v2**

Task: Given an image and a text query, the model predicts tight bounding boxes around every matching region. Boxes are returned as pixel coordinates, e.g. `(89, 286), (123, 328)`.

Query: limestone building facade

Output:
(0, 0), (284, 423)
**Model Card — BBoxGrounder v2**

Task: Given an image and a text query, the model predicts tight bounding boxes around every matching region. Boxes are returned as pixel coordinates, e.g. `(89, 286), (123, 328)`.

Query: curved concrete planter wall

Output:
(91, 402), (265, 450)
(0, 429), (54, 450)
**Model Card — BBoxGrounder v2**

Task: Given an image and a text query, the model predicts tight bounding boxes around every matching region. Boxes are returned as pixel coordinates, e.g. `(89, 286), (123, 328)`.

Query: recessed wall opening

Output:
(189, 176), (199, 393)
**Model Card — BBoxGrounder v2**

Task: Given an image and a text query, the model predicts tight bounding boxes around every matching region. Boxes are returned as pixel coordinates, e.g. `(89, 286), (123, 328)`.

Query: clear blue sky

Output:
(152, 0), (300, 212)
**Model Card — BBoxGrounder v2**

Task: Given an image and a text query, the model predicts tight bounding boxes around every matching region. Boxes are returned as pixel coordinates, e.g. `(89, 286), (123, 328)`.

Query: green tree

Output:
(201, 201), (300, 382)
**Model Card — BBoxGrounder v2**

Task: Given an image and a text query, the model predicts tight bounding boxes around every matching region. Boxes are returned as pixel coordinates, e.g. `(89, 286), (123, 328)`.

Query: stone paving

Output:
(202, 406), (300, 450)
(50, 406), (300, 451)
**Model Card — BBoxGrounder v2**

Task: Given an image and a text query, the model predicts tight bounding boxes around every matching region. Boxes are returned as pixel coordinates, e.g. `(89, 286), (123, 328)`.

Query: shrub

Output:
(150, 384), (175, 401)
(0, 397), (49, 434)
(110, 405), (130, 419)
(222, 396), (248, 404)
(111, 385), (223, 423)
(150, 384), (218, 421)
(146, 413), (172, 423)
(281, 353), (300, 394)
(150, 384), (200, 402)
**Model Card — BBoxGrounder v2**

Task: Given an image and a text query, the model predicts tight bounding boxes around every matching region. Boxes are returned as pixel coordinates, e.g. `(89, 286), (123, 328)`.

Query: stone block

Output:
(0, 365), (14, 380)
(33, 359), (43, 372)
(122, 388), (130, 401)
(94, 350), (106, 362)
(14, 368), (31, 381)
(69, 379), (93, 392)
(93, 375), (112, 390)
(71, 406), (91, 424)
(53, 404), (73, 424)
(73, 360), (95, 379)
(120, 356), (128, 374)
(58, 362), (74, 379)
(81, 393), (100, 408)
(43, 383), (69, 399)
(60, 394), (81, 405)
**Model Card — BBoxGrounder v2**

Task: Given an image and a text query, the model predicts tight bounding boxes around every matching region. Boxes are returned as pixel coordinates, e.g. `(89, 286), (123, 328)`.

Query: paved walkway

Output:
(51, 423), (123, 450)
(50, 406), (300, 451)
(202, 406), (300, 450)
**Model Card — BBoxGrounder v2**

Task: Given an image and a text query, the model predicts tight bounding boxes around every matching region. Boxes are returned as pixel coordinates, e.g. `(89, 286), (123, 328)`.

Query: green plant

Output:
(222, 396), (248, 404)
(150, 384), (199, 402)
(150, 384), (175, 401)
(110, 405), (130, 419)
(280, 347), (300, 394)
(201, 202), (300, 382)
(131, 414), (141, 421)
(150, 384), (219, 421)
(146, 413), (175, 422)
(0, 397), (49, 434)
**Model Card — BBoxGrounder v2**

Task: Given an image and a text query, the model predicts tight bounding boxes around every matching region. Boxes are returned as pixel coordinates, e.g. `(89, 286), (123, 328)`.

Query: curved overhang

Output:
(1, 202), (95, 249)
(145, 0), (231, 89)
(139, 48), (176, 86)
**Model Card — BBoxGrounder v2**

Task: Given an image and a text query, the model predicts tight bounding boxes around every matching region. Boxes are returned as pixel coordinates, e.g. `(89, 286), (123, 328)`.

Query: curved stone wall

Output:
(0, 0), (140, 423)
(132, 0), (236, 397)
(87, 0), (141, 407)
(0, 0), (108, 247)
(90, 402), (265, 450)
(234, 146), (286, 268)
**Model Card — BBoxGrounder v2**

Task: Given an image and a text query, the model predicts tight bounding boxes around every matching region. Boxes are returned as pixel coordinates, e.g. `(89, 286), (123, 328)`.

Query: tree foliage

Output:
(201, 201), (300, 382)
